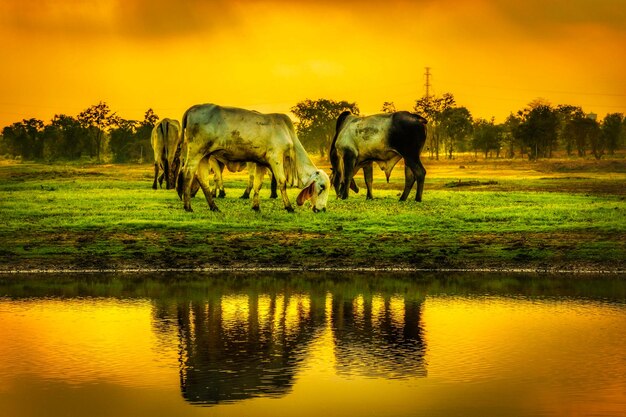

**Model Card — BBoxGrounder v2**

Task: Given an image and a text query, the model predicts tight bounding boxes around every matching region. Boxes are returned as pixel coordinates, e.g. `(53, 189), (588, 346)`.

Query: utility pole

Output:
(424, 67), (431, 99)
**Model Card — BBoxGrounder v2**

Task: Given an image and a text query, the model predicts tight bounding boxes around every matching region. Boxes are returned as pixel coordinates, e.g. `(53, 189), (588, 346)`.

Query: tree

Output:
(136, 109), (159, 163)
(143, 108), (159, 127)
(556, 104), (585, 156)
(439, 106), (473, 159)
(291, 99), (359, 156)
(583, 117), (603, 160)
(381, 101), (397, 113)
(1, 118), (44, 159)
(42, 115), (86, 160)
(514, 102), (559, 160)
(414, 93), (455, 160)
(502, 113), (522, 158)
(601, 113), (624, 155)
(77, 102), (119, 162)
(109, 119), (140, 163)
(472, 118), (503, 158)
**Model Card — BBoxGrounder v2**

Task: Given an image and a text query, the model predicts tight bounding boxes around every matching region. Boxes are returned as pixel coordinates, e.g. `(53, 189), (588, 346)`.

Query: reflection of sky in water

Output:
(0, 277), (625, 417)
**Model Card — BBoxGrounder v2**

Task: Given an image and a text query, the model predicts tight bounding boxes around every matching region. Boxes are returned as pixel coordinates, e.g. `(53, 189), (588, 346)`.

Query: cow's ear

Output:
(297, 182), (315, 206)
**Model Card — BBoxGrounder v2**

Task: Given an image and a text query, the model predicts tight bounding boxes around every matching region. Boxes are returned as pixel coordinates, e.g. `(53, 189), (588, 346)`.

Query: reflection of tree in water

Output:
(331, 293), (426, 379)
(173, 292), (324, 405)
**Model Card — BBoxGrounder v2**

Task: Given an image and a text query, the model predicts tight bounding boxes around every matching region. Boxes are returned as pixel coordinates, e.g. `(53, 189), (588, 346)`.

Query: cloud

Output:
(489, 0), (626, 33)
(0, 0), (238, 39)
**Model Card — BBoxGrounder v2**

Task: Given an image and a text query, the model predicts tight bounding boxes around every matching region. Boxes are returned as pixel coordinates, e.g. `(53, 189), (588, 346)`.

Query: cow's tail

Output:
(175, 111), (190, 197)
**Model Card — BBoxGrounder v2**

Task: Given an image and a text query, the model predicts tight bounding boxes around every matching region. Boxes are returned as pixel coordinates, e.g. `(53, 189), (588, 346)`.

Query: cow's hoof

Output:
(252, 205), (260, 212)
(270, 193), (278, 199)
(285, 206), (295, 213)
(218, 190), (226, 198)
(210, 205), (220, 212)
(184, 206), (193, 212)
(366, 195), (374, 200)
(240, 193), (250, 199)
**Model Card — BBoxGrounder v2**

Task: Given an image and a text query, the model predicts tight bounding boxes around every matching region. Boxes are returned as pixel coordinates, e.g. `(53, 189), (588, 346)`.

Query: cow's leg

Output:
(339, 151), (357, 200)
(152, 162), (159, 190)
(251, 165), (267, 211)
(363, 163), (374, 200)
(399, 164), (416, 201)
(158, 172), (165, 189)
(269, 161), (294, 212)
(241, 162), (254, 199)
(180, 158), (201, 212)
(208, 158), (225, 198)
(269, 173), (278, 199)
(190, 177), (201, 198)
(163, 158), (171, 189)
(196, 157), (220, 212)
(413, 159), (427, 202)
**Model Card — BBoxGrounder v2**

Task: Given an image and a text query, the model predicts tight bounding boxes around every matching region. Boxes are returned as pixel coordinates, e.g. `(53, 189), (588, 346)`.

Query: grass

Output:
(0, 156), (625, 272)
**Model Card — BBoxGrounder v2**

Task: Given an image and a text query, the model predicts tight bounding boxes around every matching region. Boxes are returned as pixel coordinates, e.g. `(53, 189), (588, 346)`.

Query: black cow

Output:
(330, 111), (427, 201)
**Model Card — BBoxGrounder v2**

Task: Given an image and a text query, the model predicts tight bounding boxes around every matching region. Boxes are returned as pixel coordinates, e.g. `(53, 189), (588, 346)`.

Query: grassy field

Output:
(0, 156), (625, 272)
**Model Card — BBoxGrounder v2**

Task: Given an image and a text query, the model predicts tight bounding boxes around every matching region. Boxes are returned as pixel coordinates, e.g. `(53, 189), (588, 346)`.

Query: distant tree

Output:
(439, 106), (473, 159)
(143, 108), (159, 127)
(109, 119), (140, 163)
(586, 118), (603, 159)
(414, 92), (455, 160)
(502, 113), (522, 158)
(472, 118), (503, 158)
(381, 101), (397, 113)
(514, 103), (559, 160)
(42, 115), (86, 160)
(601, 113), (624, 155)
(1, 118), (44, 159)
(136, 109), (159, 163)
(291, 99), (359, 156)
(77, 102), (119, 162)
(556, 104), (585, 156)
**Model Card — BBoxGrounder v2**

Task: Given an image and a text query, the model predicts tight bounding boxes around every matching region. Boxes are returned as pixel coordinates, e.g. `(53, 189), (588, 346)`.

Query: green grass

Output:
(0, 160), (625, 271)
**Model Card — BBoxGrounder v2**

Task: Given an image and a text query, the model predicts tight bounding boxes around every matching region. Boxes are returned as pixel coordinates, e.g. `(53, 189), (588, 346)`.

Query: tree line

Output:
(1, 97), (625, 163)
(0, 102), (158, 163)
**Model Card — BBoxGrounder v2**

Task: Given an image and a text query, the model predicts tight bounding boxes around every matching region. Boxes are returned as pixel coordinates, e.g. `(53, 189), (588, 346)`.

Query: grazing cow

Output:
(177, 103), (330, 213)
(330, 111), (427, 201)
(151, 118), (182, 189)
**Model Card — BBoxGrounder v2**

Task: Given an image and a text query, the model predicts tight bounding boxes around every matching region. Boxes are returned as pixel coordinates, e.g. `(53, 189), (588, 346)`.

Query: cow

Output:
(176, 103), (330, 213)
(151, 118), (182, 189)
(330, 111), (427, 201)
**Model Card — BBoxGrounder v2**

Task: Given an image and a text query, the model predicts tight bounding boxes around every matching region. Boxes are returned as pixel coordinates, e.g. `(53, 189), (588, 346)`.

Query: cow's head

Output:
(296, 170), (330, 212)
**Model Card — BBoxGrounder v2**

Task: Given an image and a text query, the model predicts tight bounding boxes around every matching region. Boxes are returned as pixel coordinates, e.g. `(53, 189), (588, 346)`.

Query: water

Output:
(0, 273), (624, 417)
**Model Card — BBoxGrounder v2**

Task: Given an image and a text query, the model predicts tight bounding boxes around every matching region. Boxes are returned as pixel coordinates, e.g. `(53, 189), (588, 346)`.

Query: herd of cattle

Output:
(151, 103), (428, 213)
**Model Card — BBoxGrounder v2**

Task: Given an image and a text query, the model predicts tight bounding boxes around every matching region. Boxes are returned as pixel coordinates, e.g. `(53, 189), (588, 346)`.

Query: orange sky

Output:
(1, 0), (625, 128)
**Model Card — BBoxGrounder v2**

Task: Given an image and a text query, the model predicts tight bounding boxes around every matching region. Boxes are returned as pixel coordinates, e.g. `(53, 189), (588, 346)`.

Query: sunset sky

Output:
(1, 0), (624, 128)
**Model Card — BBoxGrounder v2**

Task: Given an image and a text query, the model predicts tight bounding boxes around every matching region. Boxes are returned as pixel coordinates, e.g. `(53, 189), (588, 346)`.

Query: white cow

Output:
(177, 104), (330, 213)
(151, 118), (181, 189)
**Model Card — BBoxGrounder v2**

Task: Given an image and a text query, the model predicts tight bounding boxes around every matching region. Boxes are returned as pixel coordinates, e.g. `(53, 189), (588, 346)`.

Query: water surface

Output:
(1, 273), (625, 416)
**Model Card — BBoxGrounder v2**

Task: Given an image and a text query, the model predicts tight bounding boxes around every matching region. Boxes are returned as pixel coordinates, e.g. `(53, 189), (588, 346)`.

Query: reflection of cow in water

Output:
(152, 286), (427, 406)
(330, 293), (426, 379)
(174, 293), (324, 405)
